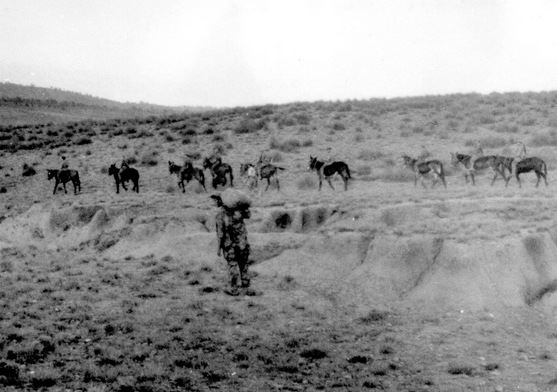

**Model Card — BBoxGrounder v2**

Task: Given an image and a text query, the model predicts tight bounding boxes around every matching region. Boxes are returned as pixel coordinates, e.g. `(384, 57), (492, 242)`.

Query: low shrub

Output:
(74, 137), (92, 145)
(269, 137), (301, 153)
(234, 118), (267, 134)
(140, 150), (159, 166)
(331, 122), (345, 131)
(494, 123), (519, 133)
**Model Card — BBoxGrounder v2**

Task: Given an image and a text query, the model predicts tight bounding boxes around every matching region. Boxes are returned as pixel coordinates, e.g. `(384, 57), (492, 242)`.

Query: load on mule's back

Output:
(253, 152), (286, 191)
(308, 155), (351, 191)
(203, 155), (234, 189)
(109, 160), (140, 194)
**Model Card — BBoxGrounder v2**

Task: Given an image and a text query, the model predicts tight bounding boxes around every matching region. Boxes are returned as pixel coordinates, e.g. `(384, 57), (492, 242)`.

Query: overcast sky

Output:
(1, 0), (557, 107)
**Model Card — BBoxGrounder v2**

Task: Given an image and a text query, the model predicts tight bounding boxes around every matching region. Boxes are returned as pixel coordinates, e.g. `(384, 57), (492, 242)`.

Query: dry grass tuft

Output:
(447, 362), (476, 376)
(140, 150), (159, 166)
(523, 235), (544, 257)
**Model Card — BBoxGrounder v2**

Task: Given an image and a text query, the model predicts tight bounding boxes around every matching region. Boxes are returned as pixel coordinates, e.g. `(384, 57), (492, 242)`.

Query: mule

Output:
(402, 155), (446, 188)
(108, 163), (139, 193)
(168, 160), (206, 192)
(515, 157), (547, 188)
(47, 169), (81, 195)
(450, 153), (508, 185)
(308, 156), (351, 191)
(203, 156), (234, 189)
(258, 163), (286, 191)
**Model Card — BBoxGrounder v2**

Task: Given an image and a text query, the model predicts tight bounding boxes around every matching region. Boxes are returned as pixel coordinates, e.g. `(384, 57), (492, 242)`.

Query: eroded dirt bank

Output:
(2, 196), (557, 390)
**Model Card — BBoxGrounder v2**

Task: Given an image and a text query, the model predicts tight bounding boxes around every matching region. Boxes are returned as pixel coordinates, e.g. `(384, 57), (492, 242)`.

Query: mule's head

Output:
(308, 156), (317, 171)
(168, 161), (179, 174)
(46, 169), (57, 180)
(401, 155), (413, 168)
(108, 164), (118, 176)
(202, 157), (213, 169)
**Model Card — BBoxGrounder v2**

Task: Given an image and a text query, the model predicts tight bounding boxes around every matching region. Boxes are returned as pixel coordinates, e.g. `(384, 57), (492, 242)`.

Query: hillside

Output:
(3, 90), (557, 390)
(0, 82), (209, 125)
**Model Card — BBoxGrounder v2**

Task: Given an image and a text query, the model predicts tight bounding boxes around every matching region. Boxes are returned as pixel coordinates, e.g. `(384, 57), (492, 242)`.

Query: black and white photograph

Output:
(2, 0), (557, 390)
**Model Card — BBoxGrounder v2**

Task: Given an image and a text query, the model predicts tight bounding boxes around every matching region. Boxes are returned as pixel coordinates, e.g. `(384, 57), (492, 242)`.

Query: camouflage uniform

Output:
(215, 208), (250, 291)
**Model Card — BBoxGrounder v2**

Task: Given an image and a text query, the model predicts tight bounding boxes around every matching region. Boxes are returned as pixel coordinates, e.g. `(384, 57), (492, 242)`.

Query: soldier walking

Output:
(210, 189), (252, 296)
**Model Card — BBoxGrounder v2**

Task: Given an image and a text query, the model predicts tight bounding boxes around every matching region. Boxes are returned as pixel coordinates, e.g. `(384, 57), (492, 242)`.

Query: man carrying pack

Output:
(210, 189), (252, 296)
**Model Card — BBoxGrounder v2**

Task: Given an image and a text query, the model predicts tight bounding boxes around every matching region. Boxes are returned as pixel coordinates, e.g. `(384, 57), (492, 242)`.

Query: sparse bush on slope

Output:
(269, 136), (301, 153)
(234, 118), (267, 134)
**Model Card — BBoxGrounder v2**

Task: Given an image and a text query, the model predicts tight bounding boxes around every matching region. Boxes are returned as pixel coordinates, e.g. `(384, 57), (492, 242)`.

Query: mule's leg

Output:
(343, 175), (348, 191)
(490, 168), (498, 186)
(196, 174), (207, 192)
(318, 177), (322, 191)
(516, 173), (522, 188)
(73, 180), (78, 195)
(265, 178), (271, 191)
(276, 177), (280, 191)
(543, 171), (548, 186)
(439, 170), (447, 189)
(53, 180), (58, 195)
(504, 170), (511, 187)
(414, 173), (418, 187)
(536, 172), (541, 188)
(121, 180), (128, 191)
(470, 172), (476, 186)
(326, 176), (335, 190)
(63, 181), (68, 194)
